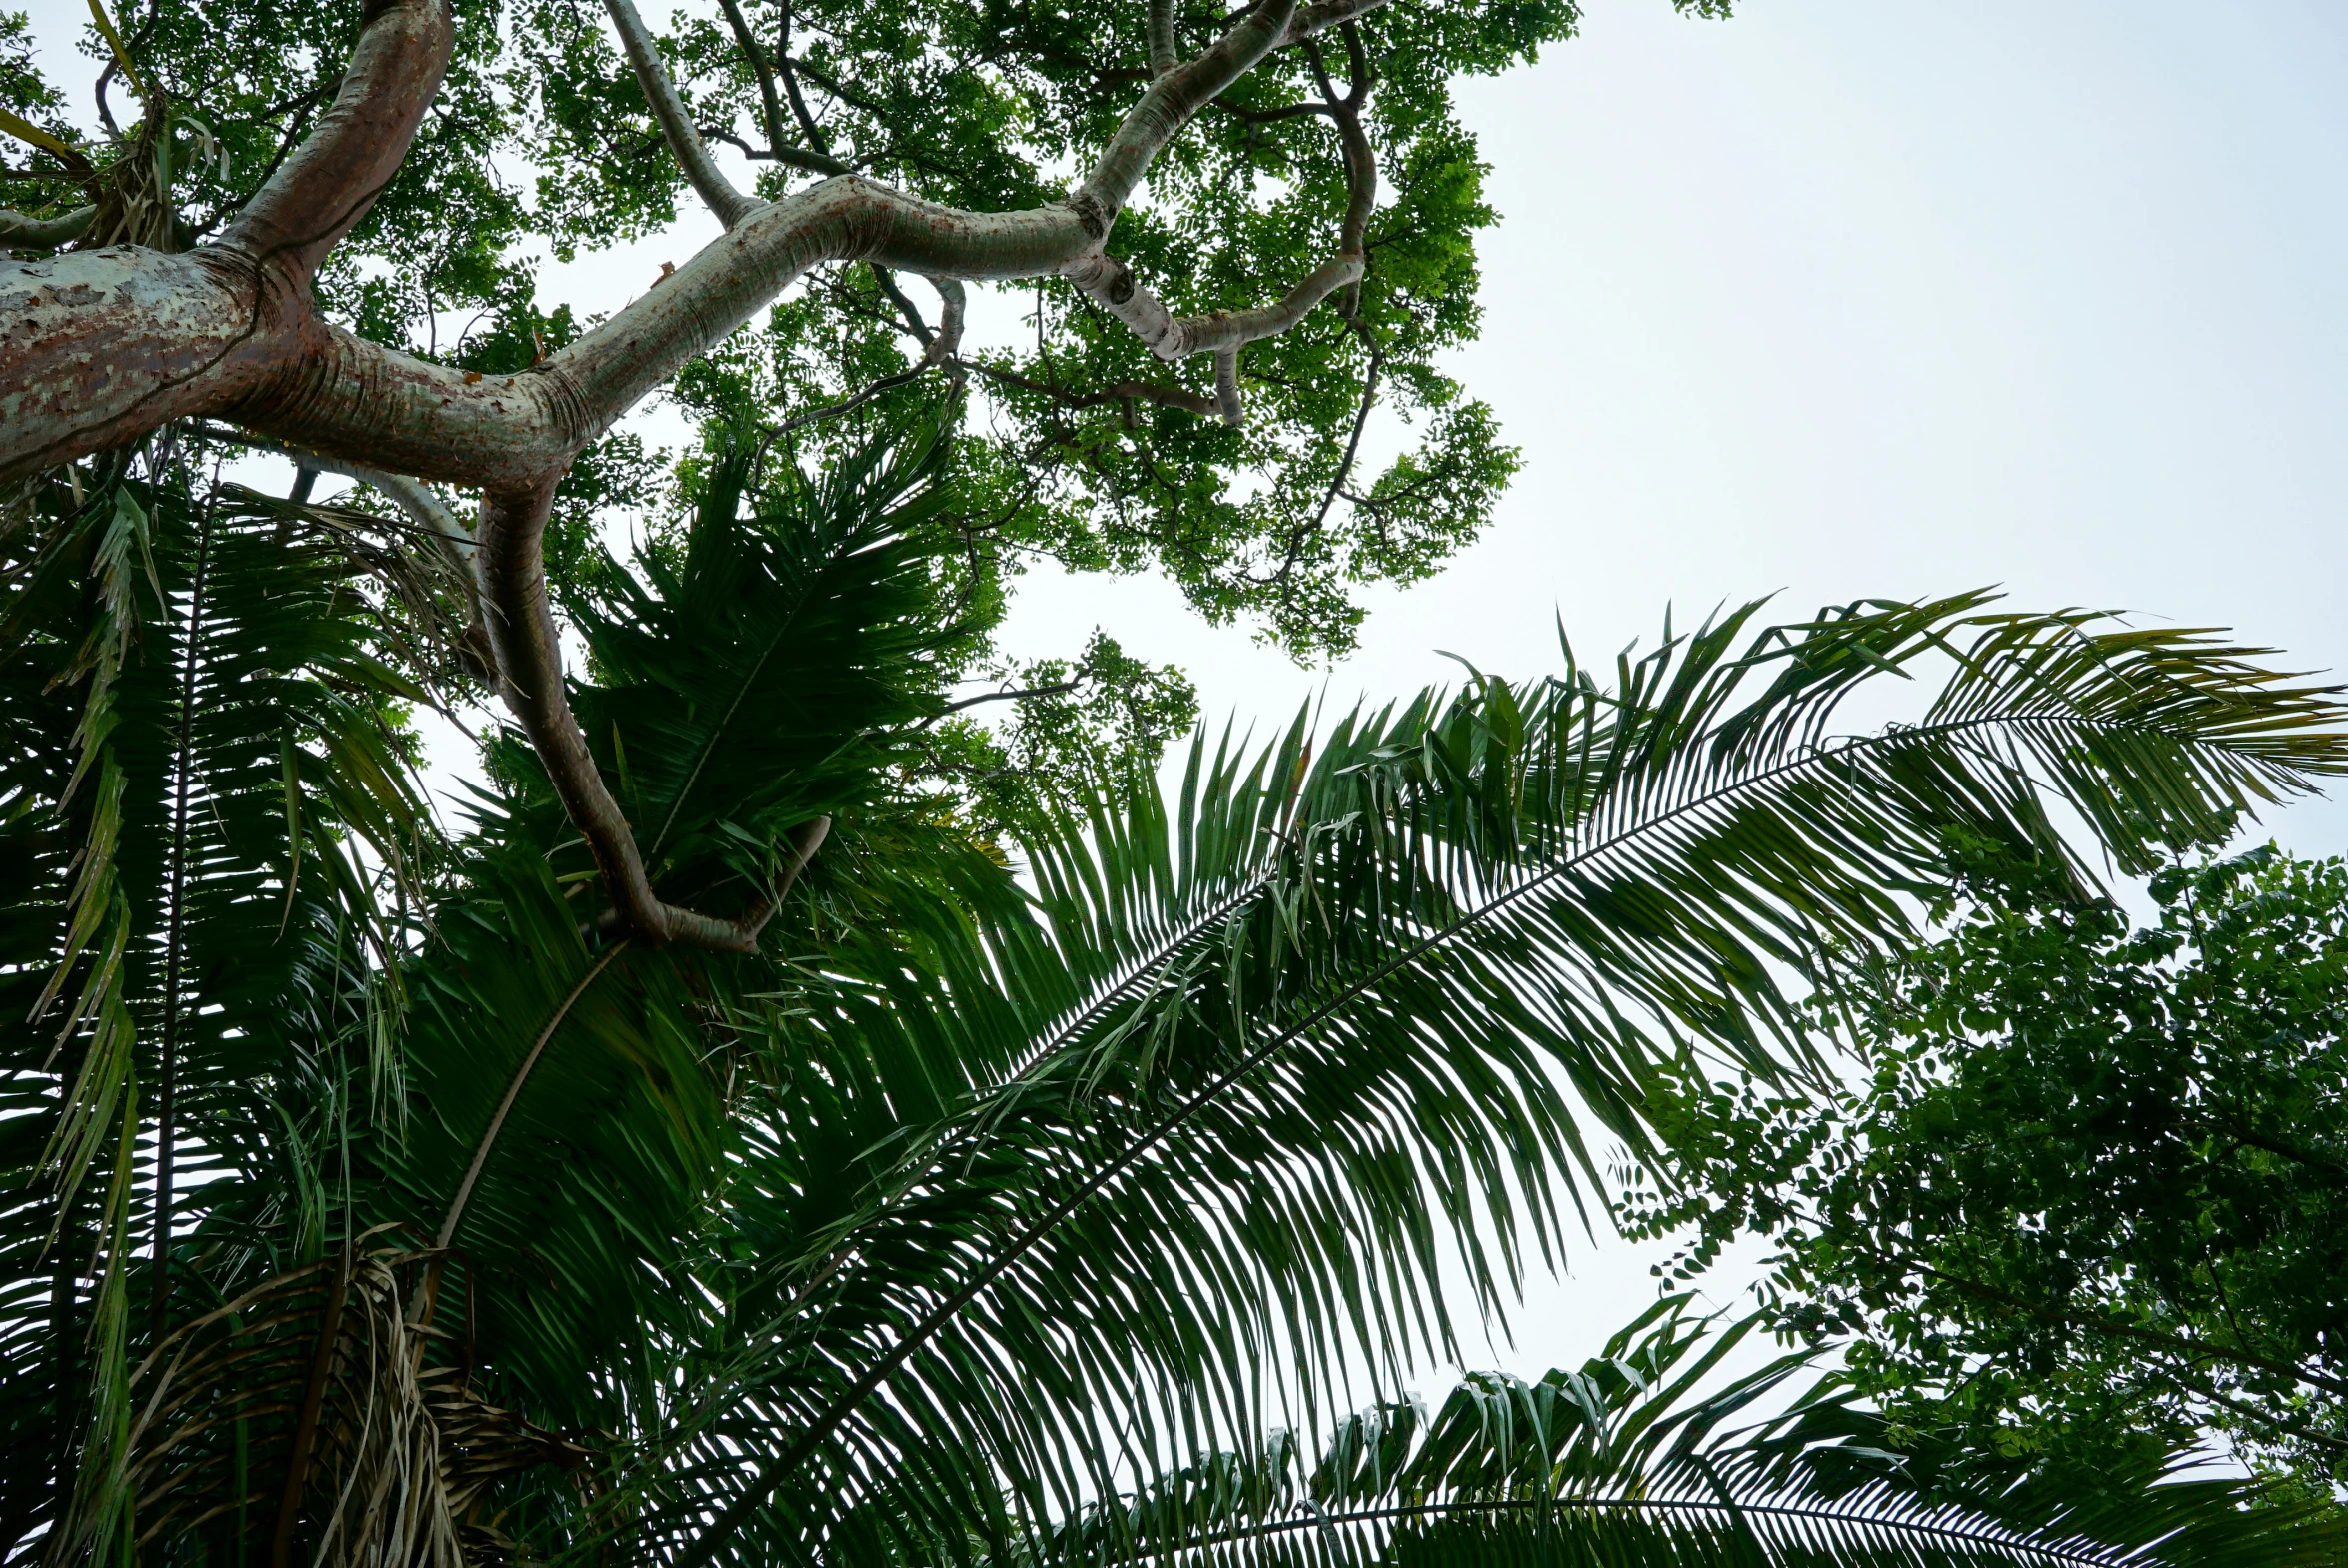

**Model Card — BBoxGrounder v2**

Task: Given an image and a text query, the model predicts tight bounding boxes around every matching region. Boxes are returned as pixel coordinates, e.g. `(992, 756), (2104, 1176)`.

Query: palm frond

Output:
(1016, 1297), (2344, 1568)
(1, 471), (443, 1560)
(639, 595), (2348, 1566)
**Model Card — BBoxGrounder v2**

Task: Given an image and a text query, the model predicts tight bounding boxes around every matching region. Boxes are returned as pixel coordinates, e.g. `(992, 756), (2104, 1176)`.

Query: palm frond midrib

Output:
(1110, 1492), (2141, 1568)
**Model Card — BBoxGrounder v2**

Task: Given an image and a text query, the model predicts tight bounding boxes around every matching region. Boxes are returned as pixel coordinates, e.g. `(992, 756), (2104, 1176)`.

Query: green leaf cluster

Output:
(1623, 839), (2348, 1506)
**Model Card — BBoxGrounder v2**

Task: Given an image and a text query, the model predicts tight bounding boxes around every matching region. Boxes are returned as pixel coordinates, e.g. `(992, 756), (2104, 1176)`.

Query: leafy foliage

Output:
(1623, 840), (2348, 1506)
(0, 0), (1677, 657)
(594, 591), (2348, 1564)
(0, 461), (438, 1556)
(10, 416), (2348, 1564)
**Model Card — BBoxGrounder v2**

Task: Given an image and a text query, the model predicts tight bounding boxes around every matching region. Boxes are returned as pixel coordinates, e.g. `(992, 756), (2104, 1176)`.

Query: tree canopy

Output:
(1624, 841), (2348, 1505)
(0, 0), (1719, 658)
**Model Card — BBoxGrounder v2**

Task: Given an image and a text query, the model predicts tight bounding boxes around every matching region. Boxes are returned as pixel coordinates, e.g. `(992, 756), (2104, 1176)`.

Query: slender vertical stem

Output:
(775, 0), (830, 158)
(151, 477), (218, 1338)
(717, 0), (789, 154)
(272, 1245), (351, 1568)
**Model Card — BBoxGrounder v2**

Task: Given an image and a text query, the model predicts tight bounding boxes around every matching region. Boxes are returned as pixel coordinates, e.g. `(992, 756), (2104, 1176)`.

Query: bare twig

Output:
(959, 356), (1220, 419)
(776, 0), (831, 157)
(936, 678), (1083, 716)
(718, 0), (790, 155)
(701, 123), (850, 176)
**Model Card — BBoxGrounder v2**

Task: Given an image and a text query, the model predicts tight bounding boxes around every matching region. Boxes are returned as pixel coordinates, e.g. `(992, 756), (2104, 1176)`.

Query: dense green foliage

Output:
(0, 0), (1644, 657)
(1624, 842), (2348, 1503)
(8, 424), (2346, 1561)
(9, 0), (2348, 1561)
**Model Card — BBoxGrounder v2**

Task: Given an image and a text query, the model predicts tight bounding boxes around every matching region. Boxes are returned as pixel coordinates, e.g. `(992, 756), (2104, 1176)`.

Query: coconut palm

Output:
(6, 430), (2345, 1566)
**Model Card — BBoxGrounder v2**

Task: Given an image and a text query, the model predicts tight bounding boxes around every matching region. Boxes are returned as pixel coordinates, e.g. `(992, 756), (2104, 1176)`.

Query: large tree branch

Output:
(1, 0), (452, 475)
(1077, 0), (1295, 228)
(0, 204), (94, 248)
(221, 0), (452, 280)
(1147, 0), (1178, 77)
(1280, 0), (1392, 47)
(0, 0), (1377, 952)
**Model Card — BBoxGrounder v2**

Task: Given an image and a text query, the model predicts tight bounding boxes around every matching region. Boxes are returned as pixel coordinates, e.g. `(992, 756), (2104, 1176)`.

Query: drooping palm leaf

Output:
(2, 471), (443, 1560)
(1033, 1295), (2345, 1568)
(632, 595), (2348, 1565)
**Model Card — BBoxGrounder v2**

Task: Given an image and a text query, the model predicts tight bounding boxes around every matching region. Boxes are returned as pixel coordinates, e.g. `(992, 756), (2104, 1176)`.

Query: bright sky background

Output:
(18, 0), (2348, 1387)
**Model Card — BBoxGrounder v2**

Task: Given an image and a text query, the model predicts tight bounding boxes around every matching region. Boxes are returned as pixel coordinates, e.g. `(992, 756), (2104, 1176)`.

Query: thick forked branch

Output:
(0, 0), (451, 474)
(0, 0), (1394, 949)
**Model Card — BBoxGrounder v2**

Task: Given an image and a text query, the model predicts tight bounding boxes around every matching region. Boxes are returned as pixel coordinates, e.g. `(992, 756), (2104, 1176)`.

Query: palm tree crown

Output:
(6, 437), (2344, 1565)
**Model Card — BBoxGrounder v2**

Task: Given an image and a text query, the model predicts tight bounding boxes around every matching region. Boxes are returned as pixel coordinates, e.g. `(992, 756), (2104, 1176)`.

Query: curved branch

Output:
(1078, 0), (1297, 226)
(1063, 250), (1361, 360)
(0, 204), (95, 248)
(1212, 346), (1242, 426)
(221, 0), (452, 280)
(927, 275), (967, 360)
(605, 0), (762, 229)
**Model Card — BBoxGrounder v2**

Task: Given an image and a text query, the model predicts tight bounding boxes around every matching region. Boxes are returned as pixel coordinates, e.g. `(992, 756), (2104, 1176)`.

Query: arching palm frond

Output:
(634, 595), (2348, 1566)
(1031, 1296), (2345, 1568)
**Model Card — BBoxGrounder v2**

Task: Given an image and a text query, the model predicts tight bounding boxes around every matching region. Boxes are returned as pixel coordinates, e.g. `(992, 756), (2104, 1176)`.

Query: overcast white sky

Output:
(19, 0), (2348, 1383)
